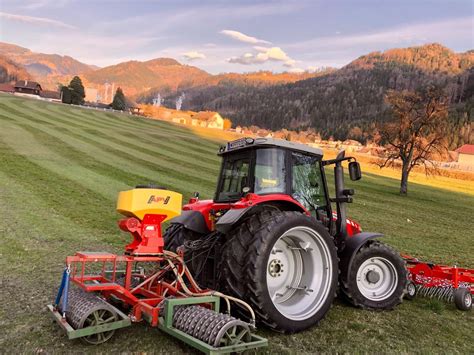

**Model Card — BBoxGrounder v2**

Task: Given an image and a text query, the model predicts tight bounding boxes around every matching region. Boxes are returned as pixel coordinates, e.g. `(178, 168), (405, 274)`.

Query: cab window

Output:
(217, 156), (250, 201)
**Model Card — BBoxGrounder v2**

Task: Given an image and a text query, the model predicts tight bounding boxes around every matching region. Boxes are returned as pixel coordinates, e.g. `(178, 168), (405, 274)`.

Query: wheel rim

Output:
(356, 257), (398, 301)
(407, 282), (416, 297)
(464, 293), (472, 308)
(81, 308), (117, 344)
(266, 226), (334, 321)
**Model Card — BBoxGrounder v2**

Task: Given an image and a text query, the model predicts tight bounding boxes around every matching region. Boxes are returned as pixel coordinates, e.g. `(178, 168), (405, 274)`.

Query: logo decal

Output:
(147, 195), (170, 204)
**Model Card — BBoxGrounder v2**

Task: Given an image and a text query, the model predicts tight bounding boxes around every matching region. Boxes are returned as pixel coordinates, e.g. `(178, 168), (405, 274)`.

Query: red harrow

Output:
(403, 255), (473, 311)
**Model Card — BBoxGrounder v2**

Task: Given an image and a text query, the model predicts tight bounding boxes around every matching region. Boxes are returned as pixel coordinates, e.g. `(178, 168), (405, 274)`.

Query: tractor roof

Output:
(218, 137), (323, 156)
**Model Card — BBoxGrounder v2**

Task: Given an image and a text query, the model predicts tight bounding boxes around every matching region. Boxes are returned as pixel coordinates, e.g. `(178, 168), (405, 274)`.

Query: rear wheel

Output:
(220, 210), (338, 333)
(341, 241), (407, 309)
(453, 288), (472, 311)
(163, 223), (188, 252)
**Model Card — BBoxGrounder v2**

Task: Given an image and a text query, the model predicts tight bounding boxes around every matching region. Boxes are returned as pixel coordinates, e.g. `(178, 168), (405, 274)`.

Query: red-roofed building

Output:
(0, 83), (15, 93)
(456, 144), (474, 165)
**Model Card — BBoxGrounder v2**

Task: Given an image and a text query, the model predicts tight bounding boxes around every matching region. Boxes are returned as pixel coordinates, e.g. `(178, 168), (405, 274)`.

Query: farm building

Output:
(0, 83), (15, 93)
(40, 90), (62, 102)
(191, 111), (224, 130)
(14, 80), (42, 96)
(170, 111), (193, 125)
(456, 144), (474, 165)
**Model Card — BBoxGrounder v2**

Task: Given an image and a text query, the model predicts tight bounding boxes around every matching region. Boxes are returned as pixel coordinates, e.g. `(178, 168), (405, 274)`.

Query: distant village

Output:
(1, 78), (473, 170)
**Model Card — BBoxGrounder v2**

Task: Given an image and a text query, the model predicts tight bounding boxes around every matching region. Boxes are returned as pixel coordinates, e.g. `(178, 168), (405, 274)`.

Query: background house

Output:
(14, 80), (42, 96)
(456, 144), (474, 165)
(191, 111), (224, 130)
(170, 111), (193, 125)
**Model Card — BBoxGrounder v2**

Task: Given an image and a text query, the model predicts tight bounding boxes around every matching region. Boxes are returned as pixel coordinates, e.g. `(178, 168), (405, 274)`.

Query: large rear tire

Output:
(340, 241), (407, 310)
(163, 223), (189, 252)
(220, 210), (338, 333)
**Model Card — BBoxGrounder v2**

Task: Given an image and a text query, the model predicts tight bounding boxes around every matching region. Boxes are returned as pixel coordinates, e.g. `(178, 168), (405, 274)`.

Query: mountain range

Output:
(0, 41), (472, 147)
(0, 42), (323, 96)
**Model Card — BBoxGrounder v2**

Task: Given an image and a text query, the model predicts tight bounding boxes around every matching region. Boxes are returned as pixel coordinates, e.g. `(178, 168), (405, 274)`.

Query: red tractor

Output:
(164, 137), (407, 333)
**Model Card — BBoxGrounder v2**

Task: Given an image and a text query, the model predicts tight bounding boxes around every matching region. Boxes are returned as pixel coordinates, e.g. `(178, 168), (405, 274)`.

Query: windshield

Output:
(254, 148), (286, 195)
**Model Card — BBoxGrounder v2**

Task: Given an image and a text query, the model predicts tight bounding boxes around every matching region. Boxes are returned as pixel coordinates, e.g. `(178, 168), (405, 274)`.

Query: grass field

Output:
(0, 94), (472, 353)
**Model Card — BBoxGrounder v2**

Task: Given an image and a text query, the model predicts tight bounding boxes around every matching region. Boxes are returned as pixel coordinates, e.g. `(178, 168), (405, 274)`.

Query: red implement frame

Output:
(65, 250), (207, 327)
(403, 255), (474, 294)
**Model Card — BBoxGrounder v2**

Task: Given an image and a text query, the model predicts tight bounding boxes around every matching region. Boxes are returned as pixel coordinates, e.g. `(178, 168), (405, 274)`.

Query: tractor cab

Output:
(214, 137), (361, 237)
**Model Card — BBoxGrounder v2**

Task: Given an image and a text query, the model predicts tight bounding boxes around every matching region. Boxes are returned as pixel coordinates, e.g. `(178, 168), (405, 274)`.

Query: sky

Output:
(0, 0), (472, 74)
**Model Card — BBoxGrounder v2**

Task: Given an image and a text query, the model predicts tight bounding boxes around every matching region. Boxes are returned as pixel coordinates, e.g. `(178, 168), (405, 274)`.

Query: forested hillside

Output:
(0, 54), (32, 83)
(179, 44), (473, 148)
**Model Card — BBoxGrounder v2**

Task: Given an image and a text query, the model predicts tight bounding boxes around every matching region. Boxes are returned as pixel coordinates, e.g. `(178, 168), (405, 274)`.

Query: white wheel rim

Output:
(356, 257), (398, 301)
(266, 226), (334, 320)
(465, 293), (472, 308)
(407, 283), (416, 296)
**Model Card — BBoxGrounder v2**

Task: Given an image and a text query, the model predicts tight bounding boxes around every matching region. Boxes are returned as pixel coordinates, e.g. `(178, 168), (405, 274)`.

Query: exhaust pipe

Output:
(334, 151), (348, 238)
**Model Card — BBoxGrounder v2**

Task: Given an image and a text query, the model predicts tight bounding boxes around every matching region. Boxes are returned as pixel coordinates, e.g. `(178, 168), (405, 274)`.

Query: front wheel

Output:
(341, 241), (407, 310)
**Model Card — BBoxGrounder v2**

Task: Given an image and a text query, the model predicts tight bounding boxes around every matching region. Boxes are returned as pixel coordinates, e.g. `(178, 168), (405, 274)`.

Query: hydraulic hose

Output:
(163, 250), (256, 326)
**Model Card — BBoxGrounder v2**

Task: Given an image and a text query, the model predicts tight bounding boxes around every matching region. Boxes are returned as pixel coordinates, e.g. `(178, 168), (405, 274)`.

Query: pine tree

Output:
(111, 87), (126, 111)
(60, 85), (72, 104)
(69, 76), (85, 105)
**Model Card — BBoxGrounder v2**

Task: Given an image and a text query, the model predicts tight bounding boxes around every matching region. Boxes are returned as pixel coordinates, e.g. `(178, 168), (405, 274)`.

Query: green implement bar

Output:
(158, 297), (268, 355)
(46, 304), (131, 339)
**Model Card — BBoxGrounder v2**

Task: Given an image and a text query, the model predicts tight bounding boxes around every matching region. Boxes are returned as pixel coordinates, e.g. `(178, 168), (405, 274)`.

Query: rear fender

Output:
(169, 210), (209, 234)
(215, 200), (305, 234)
(339, 232), (384, 283)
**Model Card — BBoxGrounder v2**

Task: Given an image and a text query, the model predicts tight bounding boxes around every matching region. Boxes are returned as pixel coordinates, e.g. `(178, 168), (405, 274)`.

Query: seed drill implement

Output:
(48, 187), (267, 353)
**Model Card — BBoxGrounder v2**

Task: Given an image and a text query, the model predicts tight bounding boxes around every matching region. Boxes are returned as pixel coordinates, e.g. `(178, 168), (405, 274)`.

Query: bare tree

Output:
(378, 86), (449, 195)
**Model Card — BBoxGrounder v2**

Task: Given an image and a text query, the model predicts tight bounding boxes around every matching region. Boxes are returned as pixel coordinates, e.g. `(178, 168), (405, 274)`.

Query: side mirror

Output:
(349, 161), (362, 181)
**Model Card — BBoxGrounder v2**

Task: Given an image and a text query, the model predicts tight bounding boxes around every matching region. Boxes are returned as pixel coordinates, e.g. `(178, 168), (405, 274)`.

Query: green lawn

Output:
(0, 94), (472, 353)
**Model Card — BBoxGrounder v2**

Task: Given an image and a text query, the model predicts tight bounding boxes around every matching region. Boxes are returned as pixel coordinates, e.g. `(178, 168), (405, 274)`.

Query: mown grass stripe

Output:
(0, 122), (131, 200)
(0, 140), (119, 234)
(15, 100), (221, 170)
(34, 100), (222, 153)
(52, 106), (222, 159)
(0, 102), (219, 184)
(0, 111), (213, 197)
(8, 117), (210, 197)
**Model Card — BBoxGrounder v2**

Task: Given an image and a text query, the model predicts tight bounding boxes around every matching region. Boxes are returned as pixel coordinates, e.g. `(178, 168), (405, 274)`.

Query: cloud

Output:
(221, 30), (271, 45)
(283, 59), (297, 67)
(20, 0), (71, 10)
(288, 67), (305, 73)
(0, 11), (76, 29)
(228, 46), (292, 65)
(182, 51), (206, 61)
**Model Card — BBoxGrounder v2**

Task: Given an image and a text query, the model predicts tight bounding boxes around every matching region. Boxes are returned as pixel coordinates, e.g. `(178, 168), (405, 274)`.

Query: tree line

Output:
(61, 76), (128, 111)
